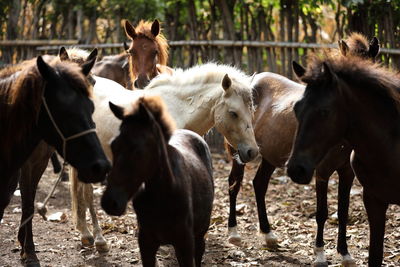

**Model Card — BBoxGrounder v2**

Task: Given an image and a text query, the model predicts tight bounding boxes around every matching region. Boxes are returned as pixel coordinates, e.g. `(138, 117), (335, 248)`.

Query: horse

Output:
(102, 96), (214, 266)
(124, 19), (170, 89)
(92, 41), (133, 89)
(286, 53), (400, 266)
(226, 34), (379, 267)
(70, 62), (259, 252)
(0, 54), (111, 266)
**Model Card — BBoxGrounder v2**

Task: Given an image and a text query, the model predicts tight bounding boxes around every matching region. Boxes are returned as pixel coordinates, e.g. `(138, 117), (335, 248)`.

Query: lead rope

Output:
(18, 94), (96, 230)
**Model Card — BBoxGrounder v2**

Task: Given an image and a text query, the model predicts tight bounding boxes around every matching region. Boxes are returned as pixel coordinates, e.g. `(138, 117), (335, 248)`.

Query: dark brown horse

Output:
(227, 34), (379, 266)
(7, 48), (106, 267)
(0, 55), (111, 263)
(101, 96), (214, 267)
(287, 54), (400, 266)
(124, 19), (170, 89)
(92, 42), (133, 89)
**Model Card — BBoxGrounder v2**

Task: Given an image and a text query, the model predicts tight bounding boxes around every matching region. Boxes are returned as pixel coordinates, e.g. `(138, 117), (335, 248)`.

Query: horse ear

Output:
(222, 74), (231, 91)
(81, 56), (96, 76)
(151, 19), (160, 37)
(87, 48), (98, 62)
(338, 40), (349, 56)
(124, 20), (137, 39)
(58, 47), (69, 61)
(37, 56), (56, 80)
(123, 41), (129, 51)
(368, 36), (380, 58)
(109, 102), (125, 120)
(292, 61), (306, 78)
(322, 62), (334, 81)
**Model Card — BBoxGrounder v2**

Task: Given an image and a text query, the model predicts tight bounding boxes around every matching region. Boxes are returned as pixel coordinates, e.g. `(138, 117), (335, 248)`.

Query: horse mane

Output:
(146, 62), (254, 109)
(345, 32), (370, 57)
(0, 58), (92, 153)
(303, 53), (400, 113)
(135, 20), (169, 66)
(64, 47), (90, 65)
(125, 95), (176, 140)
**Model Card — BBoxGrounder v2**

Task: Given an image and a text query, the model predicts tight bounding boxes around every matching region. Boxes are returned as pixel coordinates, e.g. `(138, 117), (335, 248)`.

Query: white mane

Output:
(146, 62), (252, 92)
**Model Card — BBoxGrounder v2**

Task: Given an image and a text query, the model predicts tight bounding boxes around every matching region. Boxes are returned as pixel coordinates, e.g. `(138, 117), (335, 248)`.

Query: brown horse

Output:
(92, 42), (133, 89)
(227, 34), (379, 266)
(102, 96), (214, 266)
(124, 19), (170, 89)
(287, 53), (400, 266)
(11, 47), (104, 267)
(0, 53), (110, 266)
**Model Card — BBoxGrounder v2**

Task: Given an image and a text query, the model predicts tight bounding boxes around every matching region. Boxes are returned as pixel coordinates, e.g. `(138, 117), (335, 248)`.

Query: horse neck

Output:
(150, 82), (222, 135)
(0, 72), (43, 173)
(344, 85), (400, 165)
(145, 140), (178, 194)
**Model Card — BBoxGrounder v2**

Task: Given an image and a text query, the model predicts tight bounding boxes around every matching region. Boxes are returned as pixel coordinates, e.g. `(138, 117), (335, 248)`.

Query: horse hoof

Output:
(24, 258), (41, 267)
(81, 236), (95, 247)
(228, 235), (242, 246)
(312, 262), (328, 267)
(95, 240), (109, 253)
(228, 226), (242, 246)
(262, 232), (278, 250)
(342, 258), (357, 267)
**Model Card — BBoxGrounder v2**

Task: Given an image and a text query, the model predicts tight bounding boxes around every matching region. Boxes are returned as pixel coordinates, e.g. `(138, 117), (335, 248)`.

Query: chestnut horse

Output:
(102, 96), (214, 266)
(227, 34), (379, 266)
(124, 19), (171, 89)
(0, 54), (110, 266)
(287, 54), (400, 266)
(70, 62), (258, 252)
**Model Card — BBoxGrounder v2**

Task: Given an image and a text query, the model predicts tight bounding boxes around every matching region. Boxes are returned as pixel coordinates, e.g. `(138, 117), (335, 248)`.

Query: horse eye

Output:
(229, 111), (238, 118)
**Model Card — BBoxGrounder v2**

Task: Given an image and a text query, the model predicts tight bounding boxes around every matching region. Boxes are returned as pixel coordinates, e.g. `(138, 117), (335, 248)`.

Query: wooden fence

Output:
(1, 39), (400, 78)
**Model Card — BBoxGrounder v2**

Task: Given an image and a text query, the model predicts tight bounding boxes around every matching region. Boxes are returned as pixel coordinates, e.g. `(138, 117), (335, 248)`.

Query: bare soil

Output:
(0, 153), (399, 267)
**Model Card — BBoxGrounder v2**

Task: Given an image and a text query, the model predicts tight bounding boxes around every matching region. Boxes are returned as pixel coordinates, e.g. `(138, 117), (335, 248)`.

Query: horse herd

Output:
(0, 19), (398, 267)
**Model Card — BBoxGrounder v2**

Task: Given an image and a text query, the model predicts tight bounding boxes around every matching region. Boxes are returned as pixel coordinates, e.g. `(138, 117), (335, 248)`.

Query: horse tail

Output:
(69, 168), (79, 226)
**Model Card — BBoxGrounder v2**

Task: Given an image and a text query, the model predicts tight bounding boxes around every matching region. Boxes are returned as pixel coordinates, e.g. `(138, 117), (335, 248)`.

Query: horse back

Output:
(252, 72), (305, 167)
(169, 129), (214, 234)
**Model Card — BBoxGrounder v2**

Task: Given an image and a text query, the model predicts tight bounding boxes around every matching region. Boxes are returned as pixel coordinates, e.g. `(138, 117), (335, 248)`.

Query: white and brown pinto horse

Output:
(70, 62), (259, 251)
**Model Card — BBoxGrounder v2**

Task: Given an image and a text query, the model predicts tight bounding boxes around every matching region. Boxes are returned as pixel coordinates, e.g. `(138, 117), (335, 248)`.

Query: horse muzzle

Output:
(77, 159), (111, 184)
(101, 186), (128, 216)
(286, 158), (314, 185)
(237, 143), (259, 163)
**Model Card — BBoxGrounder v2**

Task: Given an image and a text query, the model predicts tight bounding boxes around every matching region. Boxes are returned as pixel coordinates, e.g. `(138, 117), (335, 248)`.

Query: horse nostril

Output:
(92, 160), (111, 180)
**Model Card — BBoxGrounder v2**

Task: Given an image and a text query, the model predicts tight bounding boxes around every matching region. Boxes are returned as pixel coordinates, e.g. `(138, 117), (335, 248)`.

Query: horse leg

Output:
(336, 165), (356, 267)
(314, 176), (329, 267)
(363, 192), (388, 267)
(70, 168), (94, 247)
(228, 160), (245, 245)
(194, 235), (206, 267)
(138, 230), (160, 267)
(50, 153), (61, 174)
(18, 143), (52, 267)
(0, 171), (19, 221)
(86, 183), (108, 252)
(173, 230), (195, 267)
(253, 158), (277, 249)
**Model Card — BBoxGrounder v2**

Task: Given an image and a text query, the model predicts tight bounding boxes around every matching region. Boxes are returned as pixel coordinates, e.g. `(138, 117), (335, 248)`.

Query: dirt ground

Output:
(0, 153), (399, 267)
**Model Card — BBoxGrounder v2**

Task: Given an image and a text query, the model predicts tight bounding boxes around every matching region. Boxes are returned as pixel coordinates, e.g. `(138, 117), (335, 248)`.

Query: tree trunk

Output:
(4, 0), (21, 63)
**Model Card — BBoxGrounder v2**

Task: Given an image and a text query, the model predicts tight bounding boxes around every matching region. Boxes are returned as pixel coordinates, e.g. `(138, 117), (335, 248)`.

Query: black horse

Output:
(288, 54), (400, 266)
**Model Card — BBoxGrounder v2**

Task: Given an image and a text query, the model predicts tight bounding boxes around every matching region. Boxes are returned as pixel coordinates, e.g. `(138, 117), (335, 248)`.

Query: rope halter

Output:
(41, 93), (96, 162)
